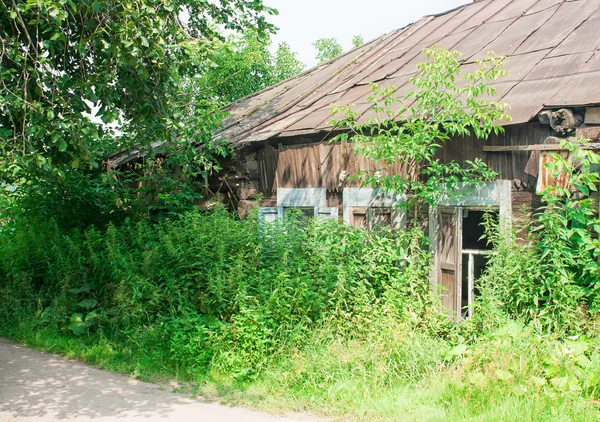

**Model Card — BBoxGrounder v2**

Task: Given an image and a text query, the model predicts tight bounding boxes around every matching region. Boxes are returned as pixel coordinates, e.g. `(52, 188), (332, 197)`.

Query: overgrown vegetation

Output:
(1, 202), (600, 420)
(2, 42), (600, 421)
(196, 35), (304, 106)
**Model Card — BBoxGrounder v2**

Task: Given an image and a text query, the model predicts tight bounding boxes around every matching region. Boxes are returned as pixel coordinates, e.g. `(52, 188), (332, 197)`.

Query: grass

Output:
(4, 317), (600, 422)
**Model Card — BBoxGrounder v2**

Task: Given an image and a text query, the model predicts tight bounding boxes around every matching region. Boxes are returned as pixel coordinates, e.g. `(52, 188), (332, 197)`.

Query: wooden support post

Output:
(468, 252), (474, 319)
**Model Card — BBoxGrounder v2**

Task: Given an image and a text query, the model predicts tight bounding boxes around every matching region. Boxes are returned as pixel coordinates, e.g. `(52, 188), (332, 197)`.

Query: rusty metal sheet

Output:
(526, 52), (593, 80)
(549, 6), (600, 57)
(331, 84), (374, 107)
(452, 20), (513, 61)
(363, 47), (419, 83)
(487, 0), (541, 23)
(536, 151), (570, 194)
(451, 0), (512, 29)
(284, 109), (334, 132)
(420, 2), (487, 44)
(480, 5), (559, 57)
(547, 71), (600, 106)
(525, 0), (562, 15)
(348, 18), (442, 86)
(386, 31), (473, 80)
(499, 49), (551, 81)
(328, 31), (406, 93)
(500, 77), (567, 123)
(298, 92), (343, 110)
(515, 0), (600, 55)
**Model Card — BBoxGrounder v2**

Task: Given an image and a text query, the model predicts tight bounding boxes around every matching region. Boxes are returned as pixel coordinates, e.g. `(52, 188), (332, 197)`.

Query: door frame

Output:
(429, 181), (512, 318)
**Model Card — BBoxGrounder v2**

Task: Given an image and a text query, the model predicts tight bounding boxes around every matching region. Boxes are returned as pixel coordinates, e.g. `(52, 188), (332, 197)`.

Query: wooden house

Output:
(109, 0), (600, 318)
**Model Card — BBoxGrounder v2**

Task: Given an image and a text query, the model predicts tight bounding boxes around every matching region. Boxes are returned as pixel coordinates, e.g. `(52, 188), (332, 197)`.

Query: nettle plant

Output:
(479, 140), (600, 332)
(331, 46), (511, 214)
(535, 141), (600, 321)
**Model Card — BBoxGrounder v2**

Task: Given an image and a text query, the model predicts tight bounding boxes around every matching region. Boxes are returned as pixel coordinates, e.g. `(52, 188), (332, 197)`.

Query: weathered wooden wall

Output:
(245, 122), (554, 198)
(439, 123), (554, 190)
(271, 142), (414, 192)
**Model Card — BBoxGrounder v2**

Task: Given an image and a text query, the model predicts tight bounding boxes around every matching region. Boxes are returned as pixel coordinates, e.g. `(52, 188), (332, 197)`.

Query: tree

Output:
(0, 0), (277, 182)
(331, 47), (510, 216)
(313, 38), (342, 63)
(273, 42), (305, 84)
(196, 36), (304, 106)
(352, 35), (364, 48)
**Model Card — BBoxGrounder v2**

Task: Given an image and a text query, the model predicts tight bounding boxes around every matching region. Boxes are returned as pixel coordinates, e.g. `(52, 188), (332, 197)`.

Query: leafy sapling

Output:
(330, 46), (510, 219)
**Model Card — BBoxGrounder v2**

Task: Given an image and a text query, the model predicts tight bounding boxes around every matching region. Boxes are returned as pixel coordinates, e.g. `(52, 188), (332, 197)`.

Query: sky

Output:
(266, 0), (471, 67)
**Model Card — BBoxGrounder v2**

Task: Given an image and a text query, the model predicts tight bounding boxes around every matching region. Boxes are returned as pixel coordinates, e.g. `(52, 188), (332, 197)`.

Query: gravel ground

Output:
(0, 338), (325, 422)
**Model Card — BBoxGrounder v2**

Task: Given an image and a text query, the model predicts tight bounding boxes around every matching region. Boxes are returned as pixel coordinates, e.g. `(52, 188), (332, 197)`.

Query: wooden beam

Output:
(484, 143), (600, 152)
(484, 145), (567, 152)
(576, 126), (600, 140)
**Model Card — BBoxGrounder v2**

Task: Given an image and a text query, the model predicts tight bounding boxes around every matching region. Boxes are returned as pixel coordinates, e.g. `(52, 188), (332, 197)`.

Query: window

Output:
(343, 188), (405, 230)
(283, 206), (315, 219)
(351, 207), (367, 229)
(258, 188), (338, 223)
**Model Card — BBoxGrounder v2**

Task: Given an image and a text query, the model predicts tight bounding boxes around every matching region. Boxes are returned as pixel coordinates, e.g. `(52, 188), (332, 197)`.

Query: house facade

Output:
(109, 0), (600, 318)
(204, 0), (600, 317)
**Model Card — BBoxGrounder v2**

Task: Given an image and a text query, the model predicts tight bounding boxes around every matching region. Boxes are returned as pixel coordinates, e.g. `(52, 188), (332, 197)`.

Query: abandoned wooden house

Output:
(109, 0), (600, 318)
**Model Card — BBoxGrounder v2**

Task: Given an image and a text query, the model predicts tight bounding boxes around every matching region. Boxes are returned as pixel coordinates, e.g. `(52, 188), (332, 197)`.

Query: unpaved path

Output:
(0, 338), (325, 422)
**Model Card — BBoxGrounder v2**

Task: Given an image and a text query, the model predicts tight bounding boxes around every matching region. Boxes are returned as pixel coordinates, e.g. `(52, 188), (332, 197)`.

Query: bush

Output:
(0, 207), (438, 380)
(2, 187), (600, 420)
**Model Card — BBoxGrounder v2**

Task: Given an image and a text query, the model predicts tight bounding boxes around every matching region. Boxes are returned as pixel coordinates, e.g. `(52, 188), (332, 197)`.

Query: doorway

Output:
(460, 209), (496, 318)
(434, 207), (497, 319)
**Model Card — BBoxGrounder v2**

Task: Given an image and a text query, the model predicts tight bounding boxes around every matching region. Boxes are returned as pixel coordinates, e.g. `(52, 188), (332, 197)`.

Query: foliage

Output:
(479, 140), (600, 333)
(195, 35), (304, 106)
(352, 35), (364, 48)
(0, 0), (276, 182)
(331, 46), (510, 214)
(0, 209), (439, 379)
(313, 37), (343, 63)
(3, 38), (600, 421)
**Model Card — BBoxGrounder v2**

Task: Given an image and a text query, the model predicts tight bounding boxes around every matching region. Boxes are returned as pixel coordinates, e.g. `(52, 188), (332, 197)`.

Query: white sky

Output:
(266, 0), (471, 67)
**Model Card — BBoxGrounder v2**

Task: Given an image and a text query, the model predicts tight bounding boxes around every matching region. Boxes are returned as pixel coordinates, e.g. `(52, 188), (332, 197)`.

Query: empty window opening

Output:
(461, 209), (497, 318)
(283, 207), (315, 219)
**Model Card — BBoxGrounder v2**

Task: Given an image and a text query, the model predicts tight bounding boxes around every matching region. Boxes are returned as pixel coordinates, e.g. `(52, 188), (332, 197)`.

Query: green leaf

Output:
(67, 313), (87, 336)
(495, 369), (514, 381)
(77, 299), (98, 309)
(68, 283), (95, 294)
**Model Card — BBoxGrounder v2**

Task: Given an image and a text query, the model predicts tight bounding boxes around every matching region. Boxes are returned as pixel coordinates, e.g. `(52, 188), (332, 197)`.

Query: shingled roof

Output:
(219, 0), (600, 146)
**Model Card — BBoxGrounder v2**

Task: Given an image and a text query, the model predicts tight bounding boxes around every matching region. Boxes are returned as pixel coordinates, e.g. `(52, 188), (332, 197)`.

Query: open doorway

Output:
(434, 206), (497, 319)
(460, 209), (497, 318)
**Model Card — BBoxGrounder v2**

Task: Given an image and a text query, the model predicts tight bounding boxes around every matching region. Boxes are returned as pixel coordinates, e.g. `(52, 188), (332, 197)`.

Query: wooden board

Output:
(585, 107), (600, 124)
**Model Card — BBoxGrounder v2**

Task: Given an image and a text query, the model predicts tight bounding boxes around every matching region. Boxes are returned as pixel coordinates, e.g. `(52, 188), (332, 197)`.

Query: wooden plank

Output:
(585, 107), (600, 124)
(437, 206), (462, 320)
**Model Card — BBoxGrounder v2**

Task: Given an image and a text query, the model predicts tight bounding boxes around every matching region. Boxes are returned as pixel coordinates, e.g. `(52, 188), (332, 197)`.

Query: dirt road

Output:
(0, 338), (324, 422)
